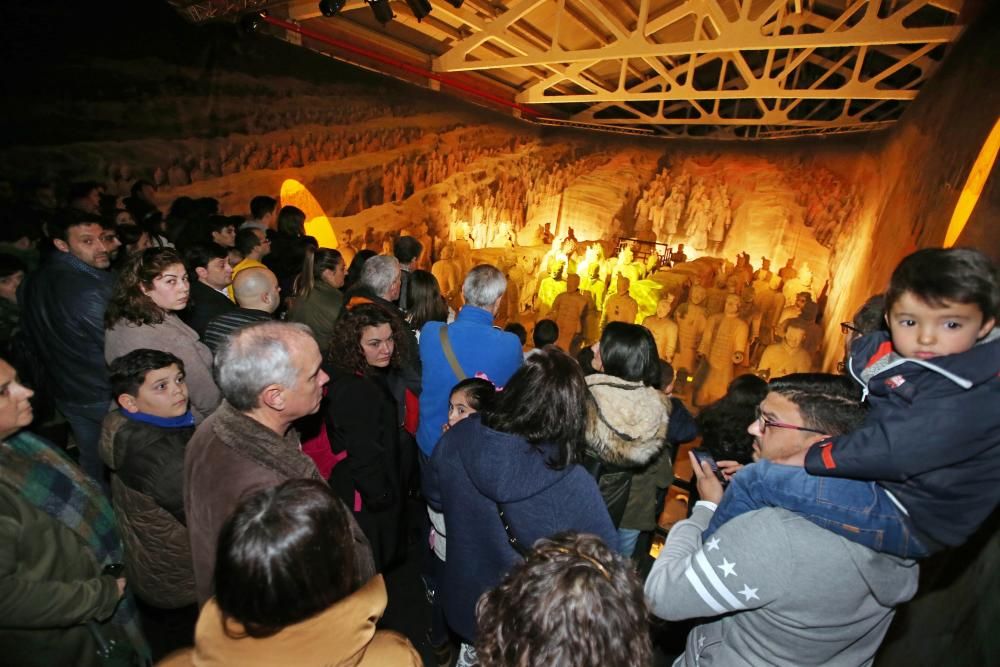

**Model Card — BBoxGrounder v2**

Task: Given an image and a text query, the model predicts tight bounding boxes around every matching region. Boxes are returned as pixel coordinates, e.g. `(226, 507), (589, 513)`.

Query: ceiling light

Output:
(319, 0), (347, 17)
(406, 0), (433, 20)
(367, 0), (395, 24)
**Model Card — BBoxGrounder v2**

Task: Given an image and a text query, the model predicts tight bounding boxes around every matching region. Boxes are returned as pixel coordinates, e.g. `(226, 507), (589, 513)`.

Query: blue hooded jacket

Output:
(805, 328), (1000, 549)
(423, 415), (617, 642)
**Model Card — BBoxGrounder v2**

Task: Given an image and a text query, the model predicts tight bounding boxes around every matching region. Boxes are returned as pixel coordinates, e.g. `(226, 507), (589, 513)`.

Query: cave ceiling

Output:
(166, 0), (969, 140)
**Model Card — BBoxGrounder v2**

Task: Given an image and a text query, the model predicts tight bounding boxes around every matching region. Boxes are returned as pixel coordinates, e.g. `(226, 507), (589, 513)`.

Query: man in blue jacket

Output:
(417, 264), (523, 459)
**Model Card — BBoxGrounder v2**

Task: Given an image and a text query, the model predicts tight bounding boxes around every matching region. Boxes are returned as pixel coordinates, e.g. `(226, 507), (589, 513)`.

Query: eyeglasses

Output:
(755, 406), (828, 435)
(840, 322), (862, 336)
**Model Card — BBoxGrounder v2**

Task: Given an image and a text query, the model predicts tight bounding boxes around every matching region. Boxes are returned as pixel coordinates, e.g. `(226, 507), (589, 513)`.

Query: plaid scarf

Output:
(0, 430), (150, 661)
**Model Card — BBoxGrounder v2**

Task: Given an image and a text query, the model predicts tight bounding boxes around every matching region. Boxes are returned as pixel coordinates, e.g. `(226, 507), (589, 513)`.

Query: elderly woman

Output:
(424, 347), (617, 661)
(0, 357), (147, 665)
(158, 480), (420, 666)
(105, 247), (220, 421)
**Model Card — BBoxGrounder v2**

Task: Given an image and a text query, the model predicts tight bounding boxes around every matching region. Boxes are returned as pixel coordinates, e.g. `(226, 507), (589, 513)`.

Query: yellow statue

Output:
(642, 295), (679, 362)
(603, 276), (639, 328)
(694, 293), (749, 406)
(549, 274), (593, 353)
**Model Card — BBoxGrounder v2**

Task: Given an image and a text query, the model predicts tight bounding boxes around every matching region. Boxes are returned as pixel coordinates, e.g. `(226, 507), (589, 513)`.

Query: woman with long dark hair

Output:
(324, 303), (412, 570)
(424, 347), (617, 660)
(105, 248), (220, 421)
(405, 269), (449, 337)
(585, 322), (671, 554)
(287, 247), (345, 356)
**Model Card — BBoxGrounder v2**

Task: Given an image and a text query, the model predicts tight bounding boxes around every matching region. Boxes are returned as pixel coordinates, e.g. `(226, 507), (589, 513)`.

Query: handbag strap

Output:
(496, 502), (530, 557)
(439, 326), (467, 381)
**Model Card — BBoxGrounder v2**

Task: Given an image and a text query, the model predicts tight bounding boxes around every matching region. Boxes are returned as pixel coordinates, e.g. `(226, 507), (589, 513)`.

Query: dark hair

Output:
(475, 532), (652, 667)
(295, 247), (343, 299)
(249, 195), (277, 220)
(481, 347), (587, 469)
(46, 209), (103, 242)
(345, 249), (376, 290)
(206, 215), (235, 234)
(450, 377), (496, 413)
(183, 242), (229, 272)
(885, 247), (999, 322)
(109, 349), (185, 398)
(106, 247), (186, 327)
(329, 303), (407, 374)
(504, 322), (527, 346)
(407, 269), (448, 331)
(769, 373), (866, 436)
(598, 322), (660, 386)
(576, 346), (598, 376)
(852, 294), (886, 334)
(658, 360), (675, 390)
(393, 235), (423, 264)
(276, 205), (306, 237)
(214, 479), (364, 639)
(235, 228), (265, 256)
(130, 179), (155, 199)
(0, 254), (27, 279)
(533, 319), (559, 348)
(697, 373), (769, 463)
(115, 224), (148, 251)
(67, 181), (100, 203)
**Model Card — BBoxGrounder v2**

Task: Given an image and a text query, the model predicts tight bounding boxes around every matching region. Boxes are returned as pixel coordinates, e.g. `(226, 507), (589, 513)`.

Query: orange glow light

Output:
(279, 179), (338, 249)
(944, 117), (1000, 247)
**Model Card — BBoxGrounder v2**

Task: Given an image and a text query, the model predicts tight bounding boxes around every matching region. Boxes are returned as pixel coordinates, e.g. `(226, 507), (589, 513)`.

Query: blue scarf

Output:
(121, 409), (195, 428)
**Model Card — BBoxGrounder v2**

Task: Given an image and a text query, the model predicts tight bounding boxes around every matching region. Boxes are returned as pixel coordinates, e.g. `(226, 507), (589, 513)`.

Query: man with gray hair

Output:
(417, 264), (524, 460)
(183, 321), (373, 604)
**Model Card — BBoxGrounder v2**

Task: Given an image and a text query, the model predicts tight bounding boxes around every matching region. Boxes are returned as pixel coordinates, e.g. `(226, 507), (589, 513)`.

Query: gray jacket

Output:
(646, 505), (919, 666)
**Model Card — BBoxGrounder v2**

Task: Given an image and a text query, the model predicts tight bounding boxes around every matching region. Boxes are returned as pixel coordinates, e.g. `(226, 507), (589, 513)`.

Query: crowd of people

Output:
(0, 176), (997, 667)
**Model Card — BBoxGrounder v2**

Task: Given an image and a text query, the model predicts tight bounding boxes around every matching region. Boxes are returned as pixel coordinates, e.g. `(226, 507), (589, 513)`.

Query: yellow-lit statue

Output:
(603, 276), (639, 327)
(673, 284), (708, 376)
(642, 295), (679, 363)
(549, 274), (593, 353)
(757, 322), (813, 380)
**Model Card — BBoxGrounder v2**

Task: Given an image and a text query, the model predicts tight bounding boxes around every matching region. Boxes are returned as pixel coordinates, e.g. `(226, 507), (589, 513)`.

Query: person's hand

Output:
(689, 451), (725, 505)
(716, 460), (744, 480)
(116, 578), (127, 598)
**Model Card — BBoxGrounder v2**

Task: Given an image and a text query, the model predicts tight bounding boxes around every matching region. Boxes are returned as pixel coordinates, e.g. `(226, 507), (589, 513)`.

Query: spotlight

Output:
(319, 0), (347, 16)
(367, 0), (395, 24)
(405, 0), (433, 20)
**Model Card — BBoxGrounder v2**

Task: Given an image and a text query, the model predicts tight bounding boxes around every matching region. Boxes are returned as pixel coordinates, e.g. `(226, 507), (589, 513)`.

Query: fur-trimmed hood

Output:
(584, 373), (670, 467)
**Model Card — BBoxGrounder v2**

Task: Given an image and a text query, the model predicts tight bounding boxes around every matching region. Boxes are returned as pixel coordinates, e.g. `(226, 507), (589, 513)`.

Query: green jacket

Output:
(0, 481), (123, 666)
(288, 282), (344, 356)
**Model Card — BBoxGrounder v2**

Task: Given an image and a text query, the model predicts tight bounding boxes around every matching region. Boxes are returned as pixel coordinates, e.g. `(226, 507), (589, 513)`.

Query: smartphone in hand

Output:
(691, 449), (728, 488)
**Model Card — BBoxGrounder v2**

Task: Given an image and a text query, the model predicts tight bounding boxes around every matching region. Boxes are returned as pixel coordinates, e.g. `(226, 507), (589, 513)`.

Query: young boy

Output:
(100, 349), (197, 608)
(705, 247), (999, 558)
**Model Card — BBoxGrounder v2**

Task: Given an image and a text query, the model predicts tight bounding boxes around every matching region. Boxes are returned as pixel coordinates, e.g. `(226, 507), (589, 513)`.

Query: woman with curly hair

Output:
(475, 532), (652, 667)
(105, 247), (220, 422)
(323, 302), (412, 570)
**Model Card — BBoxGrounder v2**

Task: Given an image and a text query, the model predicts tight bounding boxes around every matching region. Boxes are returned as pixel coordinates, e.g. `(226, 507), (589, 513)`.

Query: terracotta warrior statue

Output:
(673, 284), (708, 376)
(757, 322), (813, 380)
(642, 295), (679, 363)
(694, 293), (749, 407)
(602, 276), (638, 328)
(549, 274), (593, 354)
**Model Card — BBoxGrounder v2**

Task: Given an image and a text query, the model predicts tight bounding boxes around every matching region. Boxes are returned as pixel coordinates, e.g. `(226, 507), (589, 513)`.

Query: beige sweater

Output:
(105, 314), (221, 422)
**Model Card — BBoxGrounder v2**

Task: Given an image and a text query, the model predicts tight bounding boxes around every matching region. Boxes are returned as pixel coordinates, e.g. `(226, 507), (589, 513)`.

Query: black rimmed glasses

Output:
(754, 406), (828, 435)
(840, 322), (862, 336)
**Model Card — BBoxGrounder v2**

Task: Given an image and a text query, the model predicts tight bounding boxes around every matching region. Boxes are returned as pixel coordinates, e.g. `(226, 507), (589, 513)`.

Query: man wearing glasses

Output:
(644, 373), (918, 667)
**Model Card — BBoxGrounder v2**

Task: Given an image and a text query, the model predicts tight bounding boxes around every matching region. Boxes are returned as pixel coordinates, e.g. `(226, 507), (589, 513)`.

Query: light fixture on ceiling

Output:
(406, 0), (433, 20)
(239, 11), (265, 34)
(367, 0), (395, 24)
(319, 0), (347, 17)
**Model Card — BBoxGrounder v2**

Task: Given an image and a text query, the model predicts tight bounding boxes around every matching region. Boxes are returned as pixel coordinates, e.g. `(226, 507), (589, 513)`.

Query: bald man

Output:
(202, 267), (280, 353)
